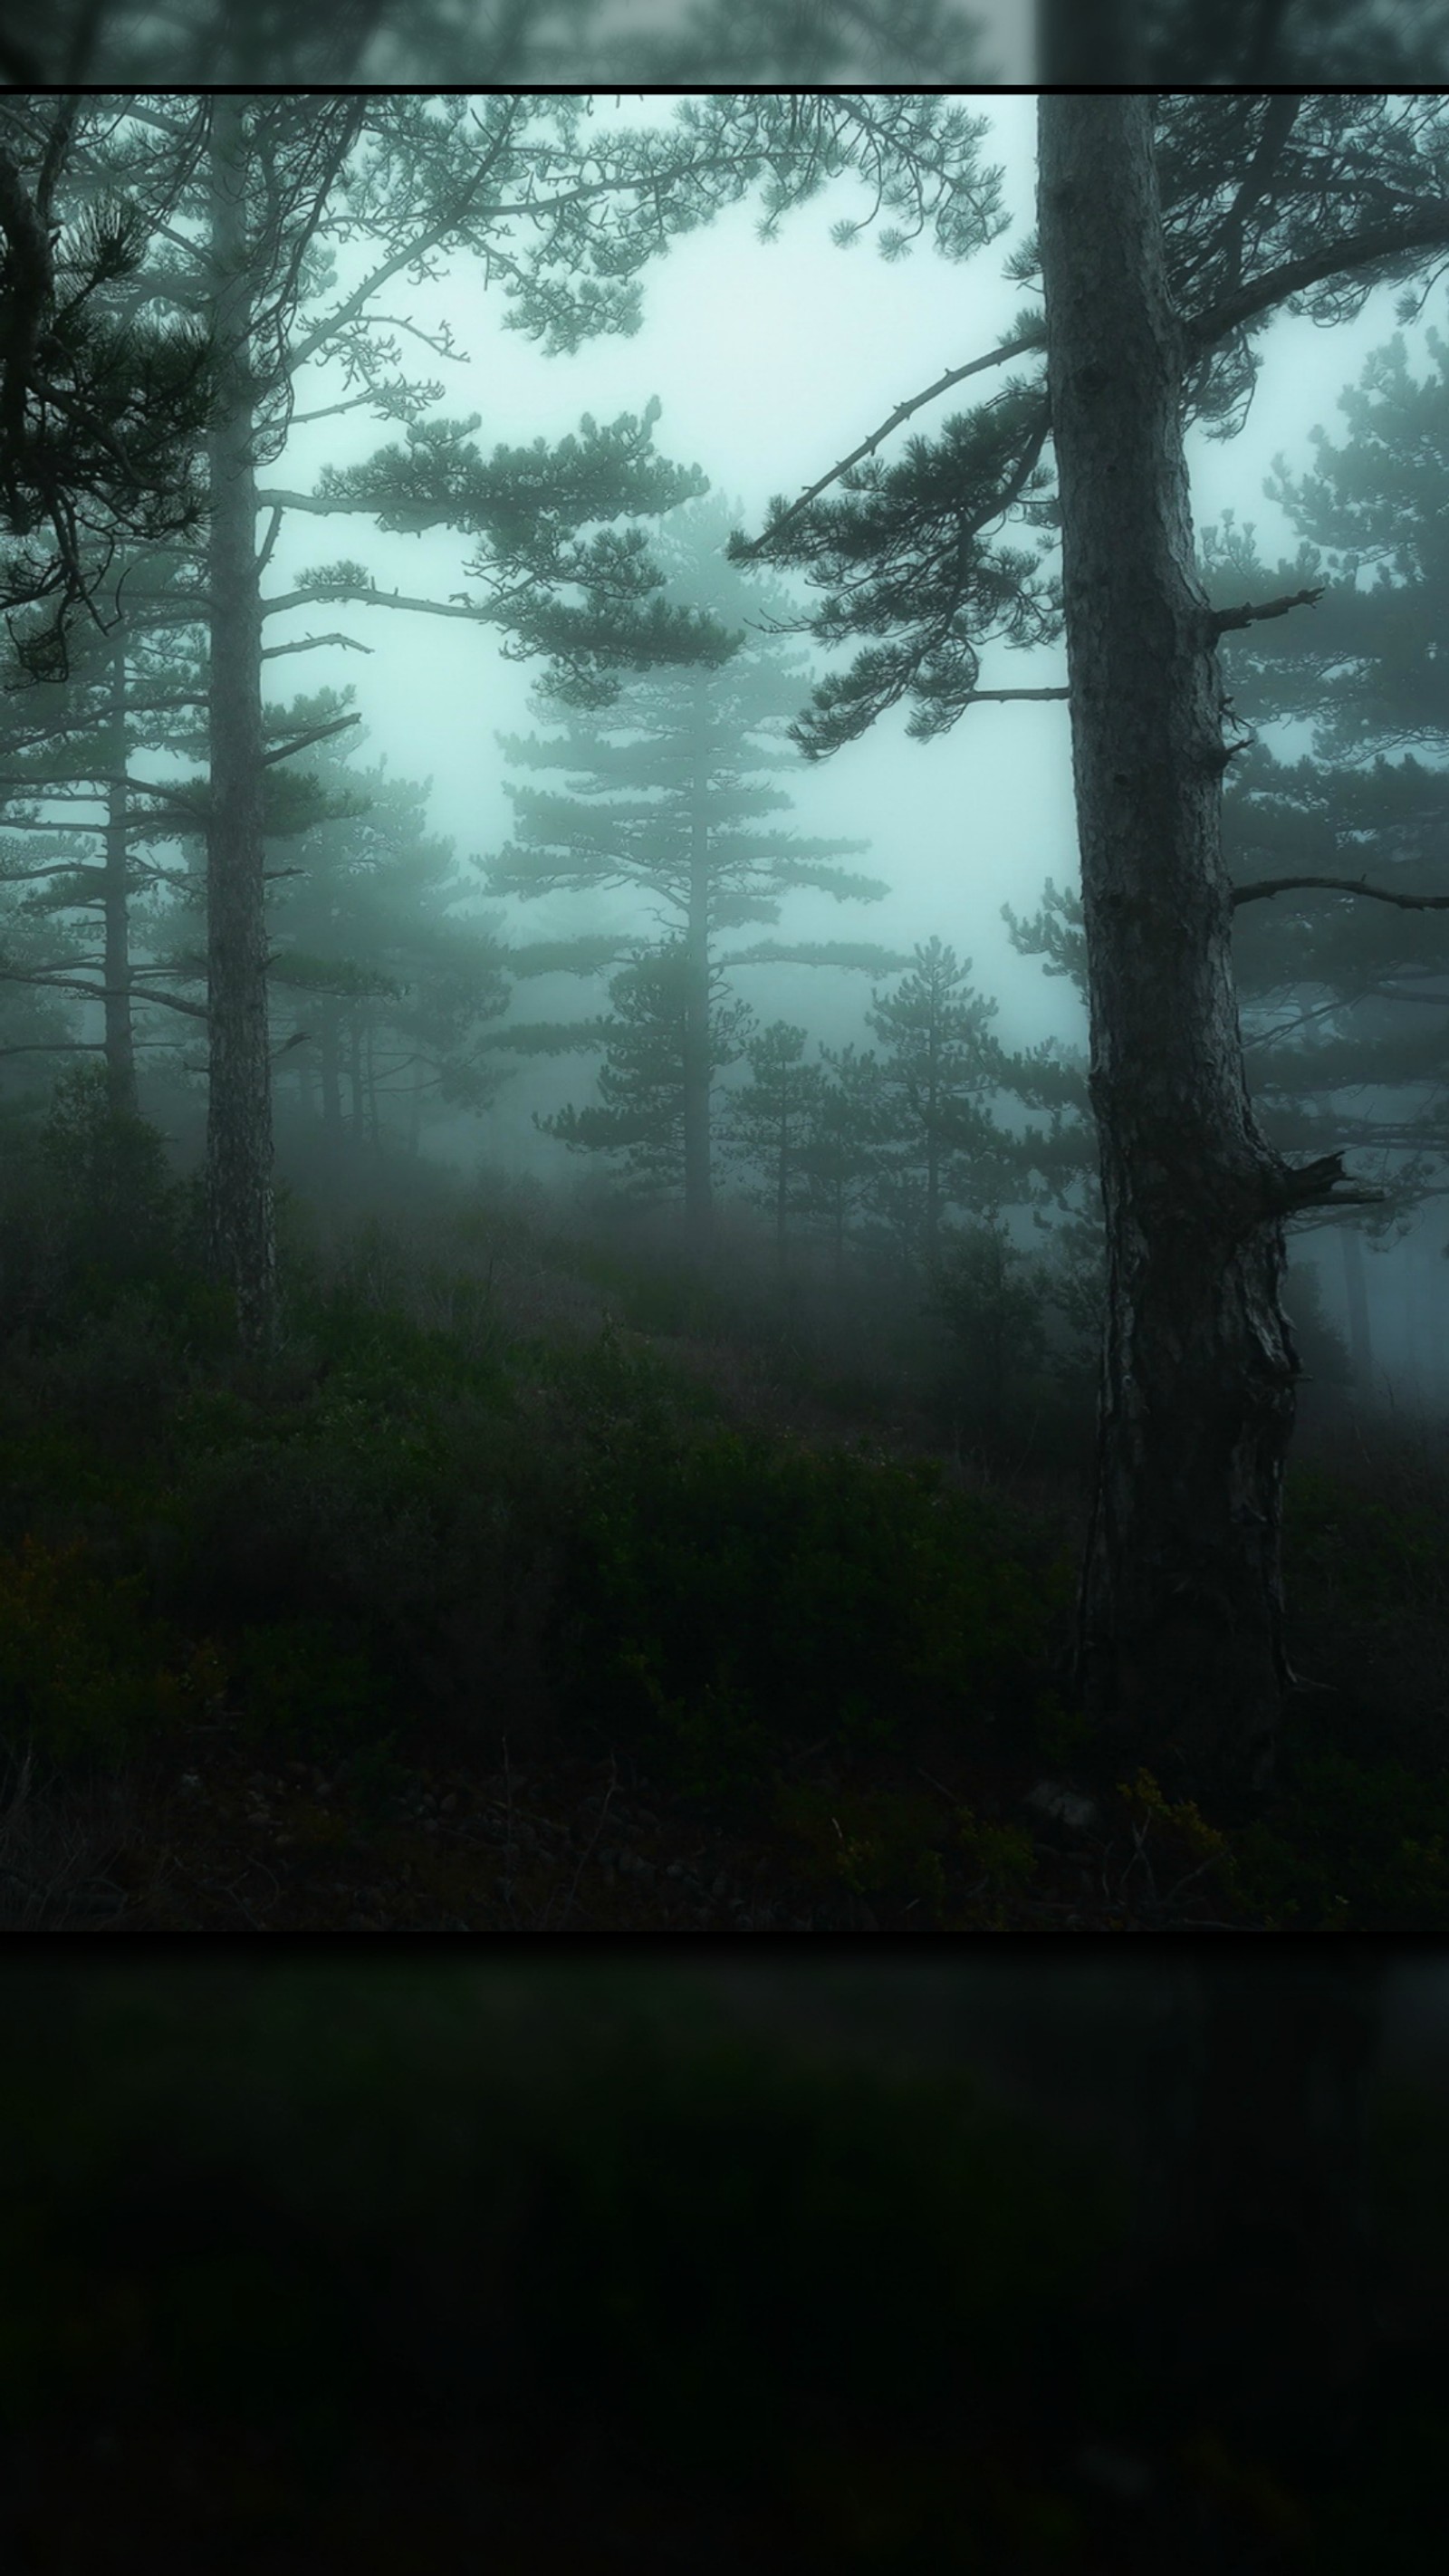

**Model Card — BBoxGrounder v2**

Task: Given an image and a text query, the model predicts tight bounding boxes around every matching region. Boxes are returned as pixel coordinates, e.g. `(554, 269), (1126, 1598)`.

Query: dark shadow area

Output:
(1, 1953), (1444, 2576)
(2, 1076), (1448, 1930)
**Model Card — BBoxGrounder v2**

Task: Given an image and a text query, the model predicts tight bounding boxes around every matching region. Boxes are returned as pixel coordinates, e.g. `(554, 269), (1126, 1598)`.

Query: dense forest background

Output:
(5, 93), (1449, 1926)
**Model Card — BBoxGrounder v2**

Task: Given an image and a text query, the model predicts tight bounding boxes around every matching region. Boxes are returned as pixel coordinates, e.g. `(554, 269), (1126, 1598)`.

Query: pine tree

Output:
(535, 938), (753, 1225)
(40, 92), (990, 1348)
(725, 91), (1449, 1793)
(482, 493), (906, 1257)
(798, 1042), (894, 1293)
(720, 1020), (824, 1283)
(0, 99), (214, 677)
(862, 934), (1039, 1279)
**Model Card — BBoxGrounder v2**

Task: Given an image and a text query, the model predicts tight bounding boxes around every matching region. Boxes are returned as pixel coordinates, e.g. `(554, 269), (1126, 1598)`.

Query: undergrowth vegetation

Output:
(2, 1963), (1444, 2574)
(2, 1069), (1448, 1927)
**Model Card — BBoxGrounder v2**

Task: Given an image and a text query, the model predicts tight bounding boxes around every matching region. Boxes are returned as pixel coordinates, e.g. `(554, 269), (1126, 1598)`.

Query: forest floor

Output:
(4, 1138), (1449, 1932)
(0, 1318), (1267, 1936)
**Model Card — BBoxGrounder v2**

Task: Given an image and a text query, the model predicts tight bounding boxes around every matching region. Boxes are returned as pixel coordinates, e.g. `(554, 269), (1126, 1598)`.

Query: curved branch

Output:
(1209, 584), (1323, 635)
(1187, 204), (1449, 353)
(1232, 872), (1449, 913)
(1262, 1149), (1386, 1219)
(734, 327), (1045, 561)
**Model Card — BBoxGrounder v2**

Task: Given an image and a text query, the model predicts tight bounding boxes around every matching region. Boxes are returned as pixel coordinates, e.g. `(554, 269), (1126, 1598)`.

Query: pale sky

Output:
(265, 88), (1415, 1153)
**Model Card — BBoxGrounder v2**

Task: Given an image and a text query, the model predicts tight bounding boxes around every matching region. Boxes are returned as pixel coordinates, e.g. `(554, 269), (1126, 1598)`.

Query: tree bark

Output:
(683, 764), (715, 1262)
(205, 92), (276, 1355)
(1038, 94), (1307, 1797)
(101, 630), (138, 1119)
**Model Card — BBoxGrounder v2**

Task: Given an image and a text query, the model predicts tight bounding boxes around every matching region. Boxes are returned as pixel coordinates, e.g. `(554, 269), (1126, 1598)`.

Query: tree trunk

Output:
(205, 92), (276, 1355)
(365, 1010), (382, 1161)
(319, 991), (342, 1141)
(1291, 982), (1376, 1407)
(1039, 94), (1313, 1798)
(683, 779), (714, 1263)
(348, 1010), (365, 1139)
(924, 1069), (943, 1272)
(101, 631), (138, 1119)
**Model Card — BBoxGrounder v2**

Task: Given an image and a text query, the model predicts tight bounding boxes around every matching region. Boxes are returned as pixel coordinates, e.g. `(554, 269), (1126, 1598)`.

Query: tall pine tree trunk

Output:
(1039, 94), (1316, 1796)
(319, 991), (342, 1142)
(1294, 984), (1375, 1404)
(365, 1011), (382, 1161)
(205, 91), (276, 1355)
(101, 632), (138, 1119)
(348, 1011), (365, 1139)
(682, 785), (714, 1262)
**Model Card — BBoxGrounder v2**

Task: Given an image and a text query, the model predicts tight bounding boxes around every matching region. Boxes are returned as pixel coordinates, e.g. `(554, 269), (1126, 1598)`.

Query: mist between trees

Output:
(3, 0), (1448, 85)
(5, 93), (1449, 1927)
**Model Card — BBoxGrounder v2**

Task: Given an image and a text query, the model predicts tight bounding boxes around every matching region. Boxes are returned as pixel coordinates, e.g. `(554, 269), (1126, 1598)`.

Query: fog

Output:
(28, 89), (1449, 1429)
(135, 91), (1446, 1425)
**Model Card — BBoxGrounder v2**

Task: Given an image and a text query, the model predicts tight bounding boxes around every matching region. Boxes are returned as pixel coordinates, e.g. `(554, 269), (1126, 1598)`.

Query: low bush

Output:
(0, 1068), (221, 1350)
(0, 1965), (1132, 2558)
(0, 1533), (225, 1773)
(554, 1417), (1076, 1802)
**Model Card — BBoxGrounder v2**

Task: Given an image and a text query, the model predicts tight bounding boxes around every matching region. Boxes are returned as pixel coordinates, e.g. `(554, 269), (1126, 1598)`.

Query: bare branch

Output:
(734, 326), (1045, 561)
(1209, 585), (1324, 636)
(1233, 872), (1449, 913)
(259, 709), (360, 764)
(262, 630), (373, 658)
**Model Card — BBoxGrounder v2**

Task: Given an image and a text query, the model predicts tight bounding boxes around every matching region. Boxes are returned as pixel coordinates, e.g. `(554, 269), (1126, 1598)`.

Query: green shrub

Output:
(1229, 1748), (1449, 1928)
(1285, 1466), (1449, 1621)
(173, 1415), (446, 1663)
(556, 1418), (1076, 1799)
(168, 1365), (561, 1753)
(284, 1261), (507, 1414)
(0, 1067), (213, 1346)
(927, 1218), (1050, 1424)
(227, 1616), (396, 1754)
(771, 1780), (970, 1920)
(0, 1532), (224, 1771)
